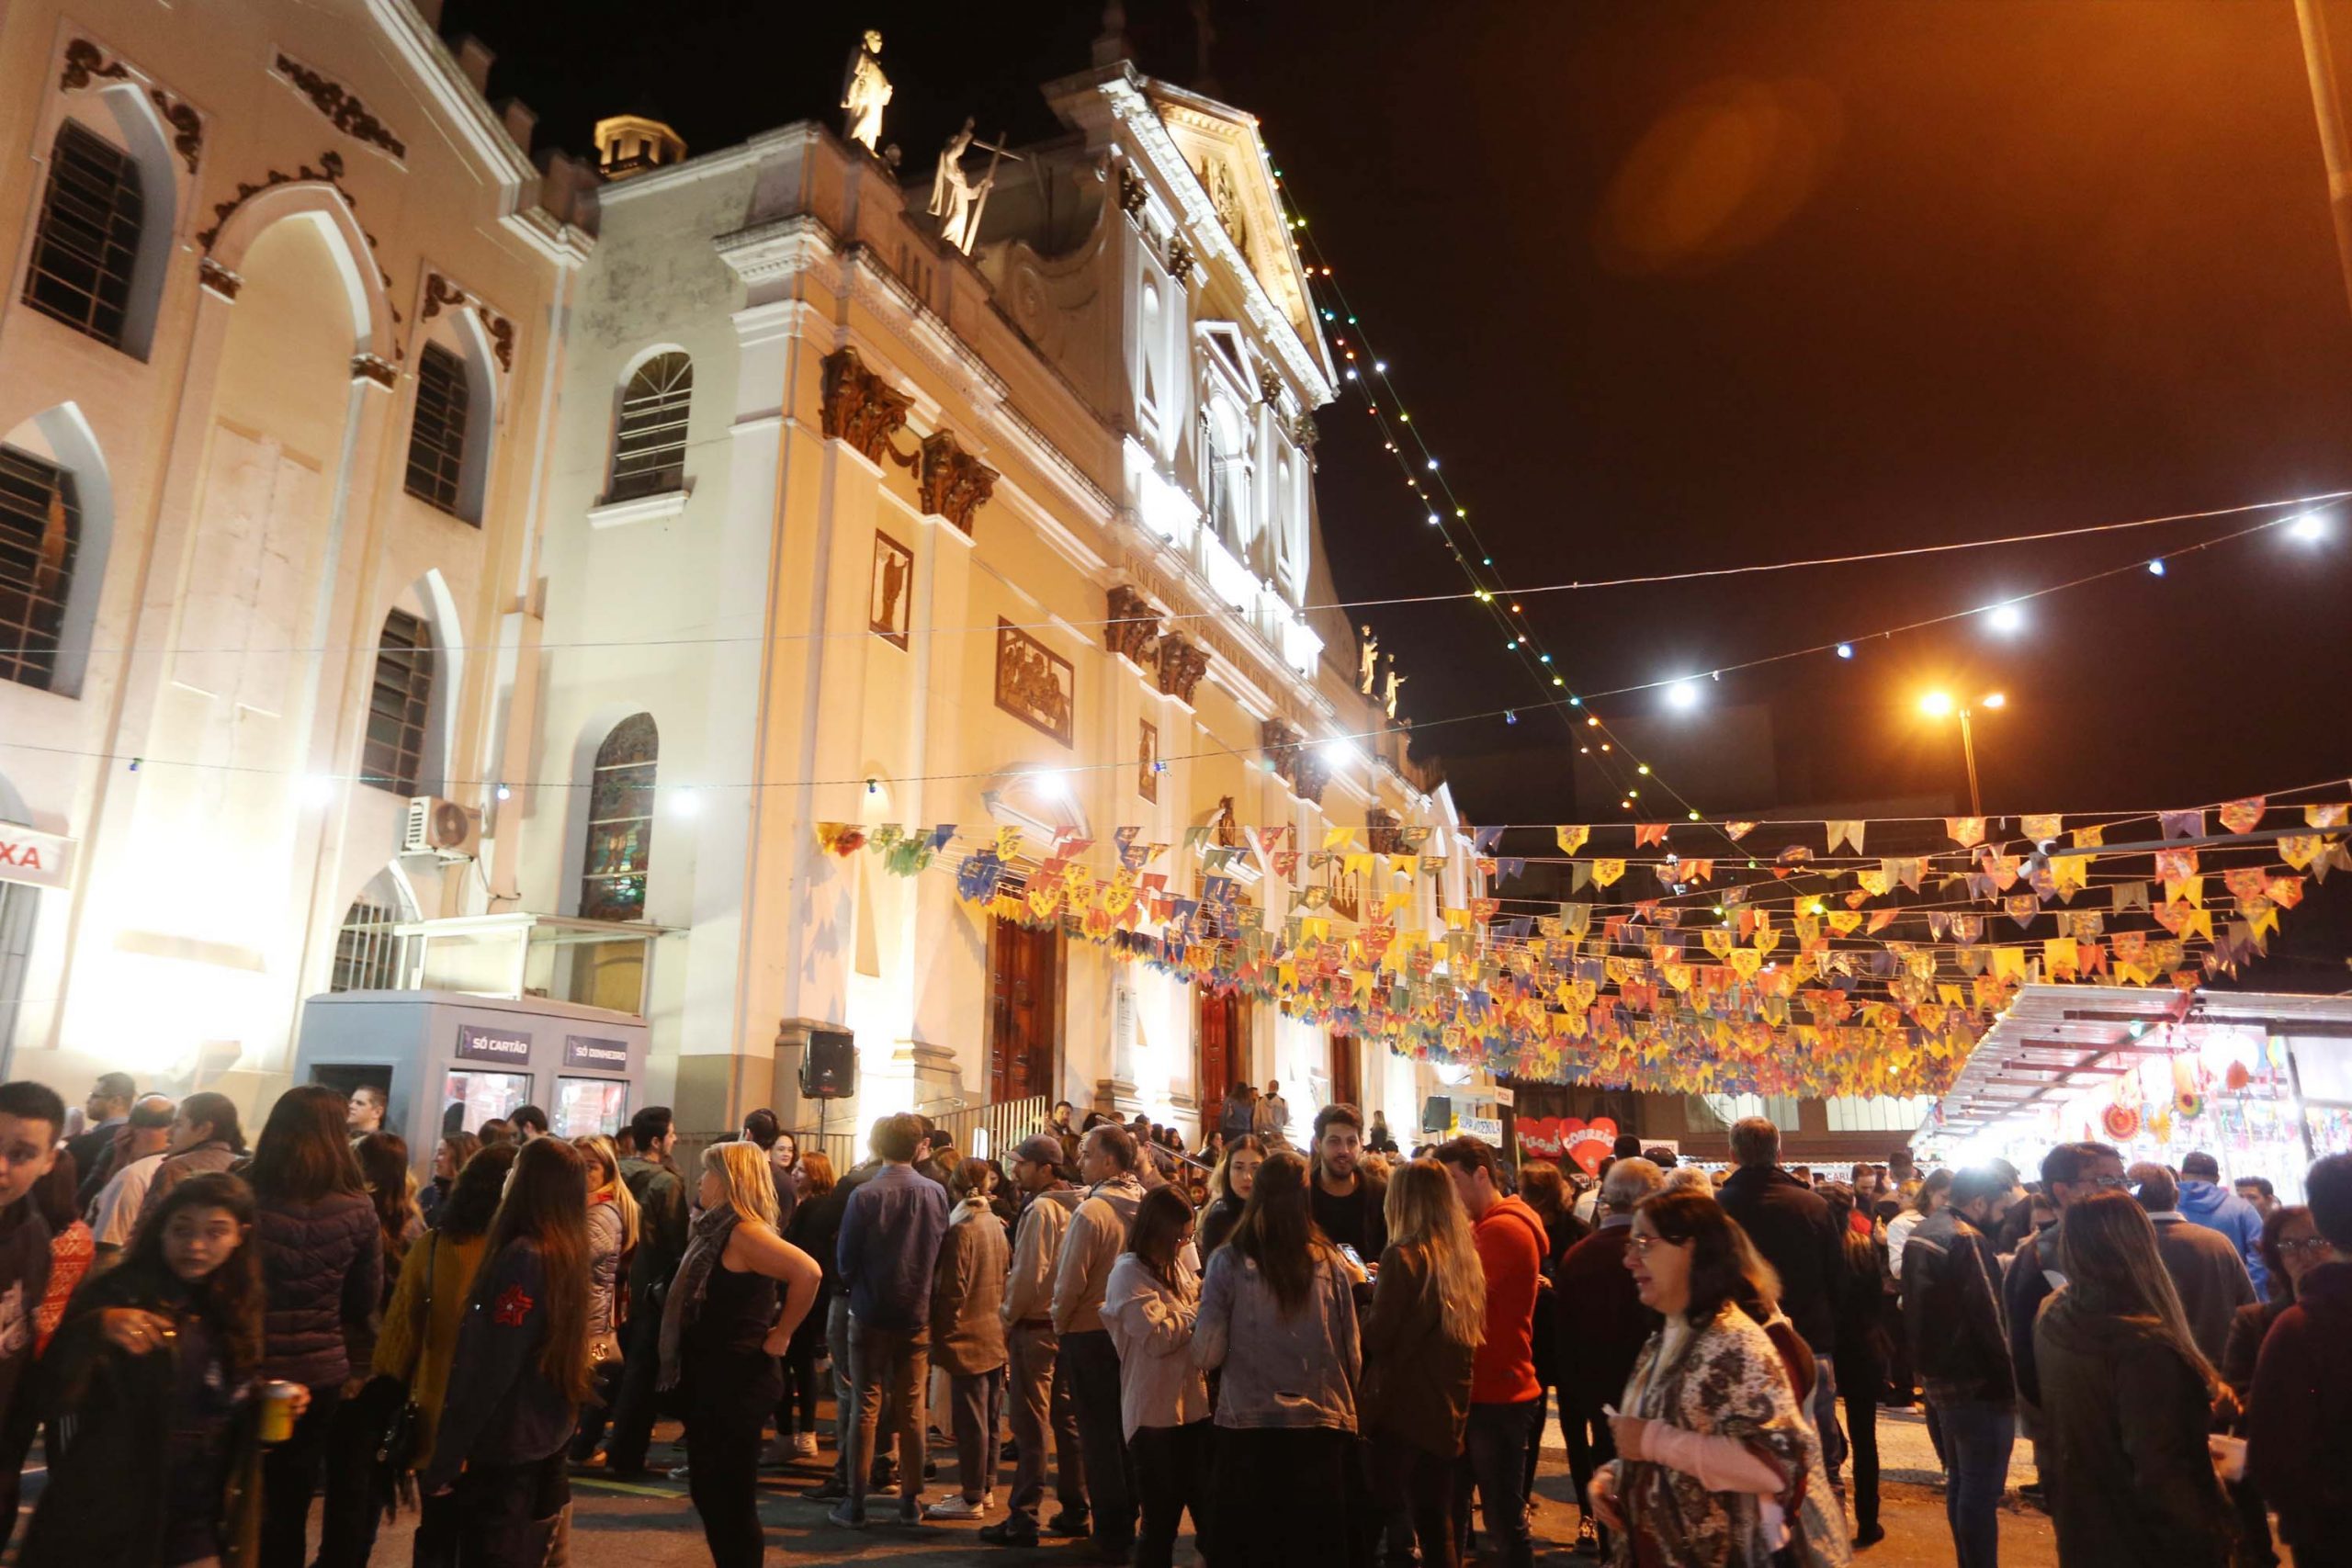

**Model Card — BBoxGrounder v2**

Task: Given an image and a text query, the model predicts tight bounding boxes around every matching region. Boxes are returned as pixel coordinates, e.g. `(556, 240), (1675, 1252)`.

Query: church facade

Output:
(515, 60), (1474, 1144)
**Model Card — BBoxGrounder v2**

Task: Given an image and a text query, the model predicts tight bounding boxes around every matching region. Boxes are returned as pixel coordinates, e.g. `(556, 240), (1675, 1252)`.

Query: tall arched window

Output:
(22, 118), (143, 350)
(403, 344), (471, 517)
(609, 352), (692, 500)
(1205, 398), (1249, 555)
(361, 609), (435, 795)
(581, 714), (658, 921)
(0, 446), (79, 692)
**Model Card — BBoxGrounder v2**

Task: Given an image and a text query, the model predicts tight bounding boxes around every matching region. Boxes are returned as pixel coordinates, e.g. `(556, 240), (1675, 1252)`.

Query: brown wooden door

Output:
(1329, 1033), (1361, 1111)
(989, 917), (1059, 1102)
(1198, 988), (1242, 1113)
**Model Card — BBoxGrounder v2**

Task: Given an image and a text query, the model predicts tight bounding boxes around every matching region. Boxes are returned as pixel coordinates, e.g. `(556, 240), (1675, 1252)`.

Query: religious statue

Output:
(1357, 625), (1379, 695)
(930, 117), (1008, 256)
(841, 29), (892, 153)
(1382, 656), (1407, 719)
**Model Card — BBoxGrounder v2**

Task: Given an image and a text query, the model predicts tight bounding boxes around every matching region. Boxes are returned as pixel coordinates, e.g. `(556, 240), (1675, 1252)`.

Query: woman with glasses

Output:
(2220, 1203), (2323, 1566)
(1587, 1189), (1849, 1566)
(2033, 1188), (2235, 1567)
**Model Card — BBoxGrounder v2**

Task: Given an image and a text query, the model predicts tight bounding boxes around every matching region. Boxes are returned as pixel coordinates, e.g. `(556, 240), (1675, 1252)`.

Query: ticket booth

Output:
(294, 989), (649, 1156)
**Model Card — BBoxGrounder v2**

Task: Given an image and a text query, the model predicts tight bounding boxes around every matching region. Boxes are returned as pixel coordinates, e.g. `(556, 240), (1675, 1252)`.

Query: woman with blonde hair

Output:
(568, 1135), (639, 1463)
(662, 1142), (821, 1568)
(1363, 1158), (1485, 1568)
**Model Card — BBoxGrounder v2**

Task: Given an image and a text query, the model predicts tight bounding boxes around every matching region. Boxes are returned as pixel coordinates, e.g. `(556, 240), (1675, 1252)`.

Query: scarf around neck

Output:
(657, 1203), (741, 1388)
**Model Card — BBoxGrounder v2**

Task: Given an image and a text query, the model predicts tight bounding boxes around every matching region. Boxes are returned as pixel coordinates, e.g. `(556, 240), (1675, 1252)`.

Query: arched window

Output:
(0, 446), (79, 692)
(581, 714), (658, 921)
(1205, 398), (1249, 555)
(331, 870), (415, 991)
(21, 119), (143, 350)
(609, 352), (691, 500)
(403, 344), (471, 517)
(361, 609), (434, 795)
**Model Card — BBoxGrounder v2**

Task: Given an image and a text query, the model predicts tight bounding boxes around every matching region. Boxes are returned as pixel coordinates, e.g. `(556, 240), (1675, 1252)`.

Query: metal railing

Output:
(794, 1094), (1055, 1173)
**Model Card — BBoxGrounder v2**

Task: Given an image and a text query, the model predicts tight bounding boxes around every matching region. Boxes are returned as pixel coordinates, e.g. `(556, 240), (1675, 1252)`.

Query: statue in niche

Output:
(841, 30), (892, 152)
(930, 117), (1012, 256)
(1358, 626), (1379, 695)
(1382, 656), (1406, 719)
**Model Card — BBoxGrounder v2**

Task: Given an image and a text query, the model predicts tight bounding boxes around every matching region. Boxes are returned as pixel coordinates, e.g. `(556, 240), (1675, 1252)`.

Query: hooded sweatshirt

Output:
(2250, 1259), (2352, 1553)
(2177, 1179), (2269, 1300)
(1051, 1171), (1144, 1336)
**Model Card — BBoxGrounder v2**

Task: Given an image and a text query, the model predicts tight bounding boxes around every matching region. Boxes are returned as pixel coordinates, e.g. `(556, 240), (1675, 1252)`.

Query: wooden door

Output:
(1329, 1033), (1361, 1111)
(1198, 988), (1245, 1113)
(989, 917), (1059, 1102)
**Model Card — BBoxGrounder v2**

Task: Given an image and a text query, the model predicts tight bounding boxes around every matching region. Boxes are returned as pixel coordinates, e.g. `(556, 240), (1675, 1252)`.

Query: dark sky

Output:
(455, 0), (2352, 833)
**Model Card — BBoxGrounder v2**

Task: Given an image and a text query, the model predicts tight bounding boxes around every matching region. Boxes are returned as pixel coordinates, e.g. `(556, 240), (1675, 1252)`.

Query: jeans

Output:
(605, 1293), (666, 1472)
(1811, 1354), (1848, 1485)
(1131, 1421), (1211, 1568)
(688, 1348), (779, 1568)
(947, 1366), (1006, 1501)
(1006, 1320), (1085, 1528)
(1062, 1328), (1136, 1550)
(1566, 1406), (1618, 1546)
(1841, 1357), (1884, 1535)
(1460, 1399), (1538, 1568)
(1211, 1426), (1356, 1566)
(779, 1332), (822, 1438)
(450, 1450), (569, 1568)
(847, 1315), (930, 1513)
(1371, 1431), (1457, 1568)
(258, 1382), (341, 1568)
(571, 1353), (626, 1461)
(1932, 1396), (2015, 1568)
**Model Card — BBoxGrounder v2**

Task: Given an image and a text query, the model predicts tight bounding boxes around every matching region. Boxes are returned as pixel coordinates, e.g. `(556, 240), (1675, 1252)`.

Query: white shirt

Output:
(1885, 1208), (1925, 1282)
(88, 1150), (167, 1248)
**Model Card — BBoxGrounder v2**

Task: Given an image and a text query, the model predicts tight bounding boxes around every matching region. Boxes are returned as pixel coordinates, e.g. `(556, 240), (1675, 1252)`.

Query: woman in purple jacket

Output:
(245, 1085), (382, 1568)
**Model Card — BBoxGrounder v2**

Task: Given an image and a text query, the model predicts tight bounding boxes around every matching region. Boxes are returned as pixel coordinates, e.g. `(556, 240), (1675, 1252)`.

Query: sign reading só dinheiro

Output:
(562, 1035), (629, 1071)
(0, 825), (74, 892)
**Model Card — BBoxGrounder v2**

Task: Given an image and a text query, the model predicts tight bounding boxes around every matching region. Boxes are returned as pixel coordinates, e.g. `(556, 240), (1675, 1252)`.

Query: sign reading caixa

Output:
(0, 826), (74, 893)
(453, 1022), (533, 1065)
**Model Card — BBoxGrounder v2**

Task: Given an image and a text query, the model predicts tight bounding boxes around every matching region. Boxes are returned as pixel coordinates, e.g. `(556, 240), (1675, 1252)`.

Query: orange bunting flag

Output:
(1555, 826), (1590, 855)
(1947, 817), (1987, 848)
(1867, 909), (1898, 935)
(2072, 823), (2107, 850)
(2022, 813), (2063, 842)
(2308, 803), (2349, 829)
(1682, 859), (1714, 884)
(1724, 821), (1758, 840)
(1634, 823), (1670, 848)
(2218, 796), (2267, 834)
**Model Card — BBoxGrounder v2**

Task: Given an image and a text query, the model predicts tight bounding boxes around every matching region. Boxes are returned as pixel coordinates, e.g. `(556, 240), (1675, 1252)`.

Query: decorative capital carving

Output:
(1257, 362), (1284, 407)
(1118, 164), (1148, 219)
(351, 353), (397, 389)
(198, 256), (243, 299)
(273, 53), (408, 160)
(914, 429), (997, 536)
(1260, 719), (1303, 788)
(1366, 807), (1402, 856)
(1294, 747), (1331, 807)
(60, 39), (130, 92)
(1157, 635), (1209, 705)
(1166, 234), (1195, 284)
(819, 346), (912, 466)
(1104, 585), (1161, 668)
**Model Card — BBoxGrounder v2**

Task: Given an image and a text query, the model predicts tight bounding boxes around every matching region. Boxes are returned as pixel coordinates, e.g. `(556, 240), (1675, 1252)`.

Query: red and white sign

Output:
(0, 825), (73, 892)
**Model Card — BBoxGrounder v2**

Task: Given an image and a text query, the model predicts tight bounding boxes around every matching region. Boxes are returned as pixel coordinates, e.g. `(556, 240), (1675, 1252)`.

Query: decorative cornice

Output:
(715, 214), (839, 287)
(272, 52), (408, 161)
(197, 148), (355, 249)
(819, 346), (911, 466)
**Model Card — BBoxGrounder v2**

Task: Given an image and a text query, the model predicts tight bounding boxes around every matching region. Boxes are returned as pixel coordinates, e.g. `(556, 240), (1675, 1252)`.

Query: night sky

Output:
(454, 0), (2352, 976)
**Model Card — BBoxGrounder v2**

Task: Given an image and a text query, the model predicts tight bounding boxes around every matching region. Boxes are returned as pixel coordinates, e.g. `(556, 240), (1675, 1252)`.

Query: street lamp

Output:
(1918, 690), (2006, 817)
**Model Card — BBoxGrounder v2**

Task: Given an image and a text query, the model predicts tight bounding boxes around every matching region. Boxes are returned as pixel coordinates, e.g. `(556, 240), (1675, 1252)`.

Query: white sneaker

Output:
(925, 1496), (988, 1520)
(793, 1431), (819, 1459)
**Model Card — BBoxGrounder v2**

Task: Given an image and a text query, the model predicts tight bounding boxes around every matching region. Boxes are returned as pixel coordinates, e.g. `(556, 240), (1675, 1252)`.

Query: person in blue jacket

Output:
(2177, 1151), (2270, 1299)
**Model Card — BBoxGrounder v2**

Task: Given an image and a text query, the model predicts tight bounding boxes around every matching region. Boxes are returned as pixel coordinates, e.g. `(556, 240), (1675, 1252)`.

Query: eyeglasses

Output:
(1627, 1234), (1690, 1255)
(2279, 1237), (2335, 1258)
(2084, 1175), (2131, 1190)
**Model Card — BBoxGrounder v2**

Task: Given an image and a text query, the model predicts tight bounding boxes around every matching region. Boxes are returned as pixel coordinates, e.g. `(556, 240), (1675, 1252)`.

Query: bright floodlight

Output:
(671, 787), (701, 818)
(1319, 739), (1356, 768)
(297, 773), (337, 807)
(1985, 603), (2025, 634)
(1835, 643), (1853, 660)
(1981, 692), (2007, 709)
(2290, 512), (2327, 543)
(1664, 680), (1700, 710)
(1919, 691), (1955, 717)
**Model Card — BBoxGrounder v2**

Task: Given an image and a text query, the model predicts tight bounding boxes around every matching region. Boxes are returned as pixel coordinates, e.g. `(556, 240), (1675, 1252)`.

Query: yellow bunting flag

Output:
(1556, 826), (1590, 855)
(1592, 859), (1627, 887)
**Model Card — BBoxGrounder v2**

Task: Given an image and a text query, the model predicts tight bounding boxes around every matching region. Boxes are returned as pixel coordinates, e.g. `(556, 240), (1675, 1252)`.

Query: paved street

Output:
(352, 1402), (2058, 1567)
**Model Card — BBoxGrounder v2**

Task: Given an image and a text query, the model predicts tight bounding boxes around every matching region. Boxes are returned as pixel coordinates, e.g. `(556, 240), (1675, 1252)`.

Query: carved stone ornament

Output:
(1165, 235), (1195, 284)
(1366, 807), (1403, 857)
(1104, 585), (1161, 668)
(198, 149), (354, 249)
(150, 90), (203, 175)
(1260, 719), (1302, 787)
(197, 257), (242, 299)
(420, 272), (517, 373)
(351, 354), (398, 389)
(1257, 362), (1284, 408)
(273, 53), (407, 160)
(1294, 746), (1331, 807)
(59, 39), (130, 91)
(819, 346), (912, 466)
(912, 429), (997, 536)
(1156, 635), (1209, 705)
(1118, 164), (1148, 219)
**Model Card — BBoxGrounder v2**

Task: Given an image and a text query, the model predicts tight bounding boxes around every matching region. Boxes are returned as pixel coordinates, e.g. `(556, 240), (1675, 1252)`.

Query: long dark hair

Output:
(2259, 1204), (2313, 1307)
(436, 1143), (518, 1241)
(2057, 1188), (2220, 1393)
(1126, 1185), (1194, 1286)
(353, 1132), (415, 1246)
(69, 1172), (263, 1370)
(244, 1085), (364, 1204)
(1637, 1188), (1781, 1326)
(1228, 1148), (1327, 1317)
(472, 1136), (593, 1403)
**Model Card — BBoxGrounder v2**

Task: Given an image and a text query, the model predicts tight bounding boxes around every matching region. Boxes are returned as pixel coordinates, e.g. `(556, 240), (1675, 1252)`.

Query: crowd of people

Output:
(0, 1069), (2347, 1568)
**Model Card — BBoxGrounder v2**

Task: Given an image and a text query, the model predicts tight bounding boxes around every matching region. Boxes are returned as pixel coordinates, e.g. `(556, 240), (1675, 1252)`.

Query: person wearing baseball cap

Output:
(982, 1134), (1087, 1548)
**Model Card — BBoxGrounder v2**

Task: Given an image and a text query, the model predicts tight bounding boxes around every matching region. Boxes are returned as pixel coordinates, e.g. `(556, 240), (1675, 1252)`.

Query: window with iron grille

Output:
(0, 446), (79, 693)
(22, 119), (142, 350)
(330, 894), (411, 991)
(581, 713), (658, 921)
(403, 344), (471, 517)
(361, 610), (434, 795)
(609, 352), (692, 500)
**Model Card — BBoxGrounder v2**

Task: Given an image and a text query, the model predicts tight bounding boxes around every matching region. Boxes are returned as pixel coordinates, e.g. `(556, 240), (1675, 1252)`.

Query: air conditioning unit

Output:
(401, 796), (480, 861)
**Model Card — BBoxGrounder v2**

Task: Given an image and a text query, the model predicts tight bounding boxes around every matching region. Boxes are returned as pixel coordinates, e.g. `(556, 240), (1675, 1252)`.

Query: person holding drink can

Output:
(19, 1171), (305, 1567)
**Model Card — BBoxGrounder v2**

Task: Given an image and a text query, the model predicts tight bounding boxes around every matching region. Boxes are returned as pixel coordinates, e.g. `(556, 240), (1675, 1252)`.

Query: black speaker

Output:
(799, 1027), (856, 1100)
(1421, 1095), (1452, 1134)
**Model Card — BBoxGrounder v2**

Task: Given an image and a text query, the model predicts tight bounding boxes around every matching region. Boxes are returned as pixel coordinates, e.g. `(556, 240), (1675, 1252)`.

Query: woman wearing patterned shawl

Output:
(1589, 1189), (1850, 1568)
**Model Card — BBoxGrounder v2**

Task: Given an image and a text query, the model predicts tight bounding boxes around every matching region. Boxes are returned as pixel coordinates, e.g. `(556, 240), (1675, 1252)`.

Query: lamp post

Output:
(1918, 690), (2005, 818)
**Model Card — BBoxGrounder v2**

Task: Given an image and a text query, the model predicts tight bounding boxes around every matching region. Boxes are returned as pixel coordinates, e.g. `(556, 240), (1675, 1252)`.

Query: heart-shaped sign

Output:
(1515, 1116), (1581, 1159)
(1565, 1117), (1619, 1177)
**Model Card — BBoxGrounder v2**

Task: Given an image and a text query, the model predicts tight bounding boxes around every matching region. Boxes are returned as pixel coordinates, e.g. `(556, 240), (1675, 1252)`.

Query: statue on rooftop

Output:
(841, 29), (892, 153)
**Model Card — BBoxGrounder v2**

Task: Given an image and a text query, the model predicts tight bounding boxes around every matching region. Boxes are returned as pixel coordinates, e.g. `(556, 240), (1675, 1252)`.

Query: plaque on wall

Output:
(454, 1022), (532, 1065)
(1138, 718), (1159, 803)
(994, 619), (1073, 746)
(869, 530), (912, 648)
